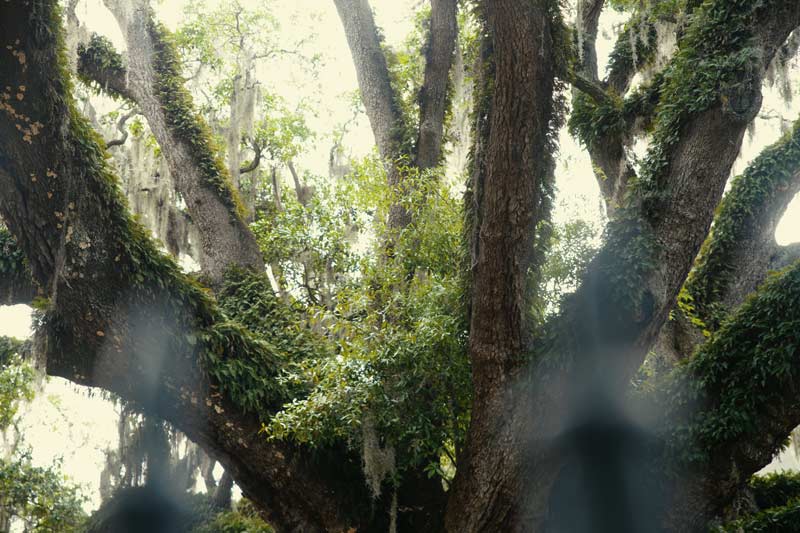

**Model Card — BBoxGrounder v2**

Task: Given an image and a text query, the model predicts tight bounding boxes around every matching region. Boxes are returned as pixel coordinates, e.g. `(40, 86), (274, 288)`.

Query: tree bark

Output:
(445, 1), (560, 530)
(78, 1), (263, 282)
(0, 4), (414, 530)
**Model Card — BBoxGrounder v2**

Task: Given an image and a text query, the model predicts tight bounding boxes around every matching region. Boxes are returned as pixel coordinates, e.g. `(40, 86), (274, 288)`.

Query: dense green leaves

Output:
(261, 164), (471, 480)
(659, 262), (800, 465)
(0, 453), (87, 532)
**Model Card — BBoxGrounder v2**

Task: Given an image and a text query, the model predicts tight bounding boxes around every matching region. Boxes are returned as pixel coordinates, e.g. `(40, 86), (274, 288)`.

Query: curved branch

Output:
(653, 259), (800, 529)
(557, 0), (800, 383)
(238, 138), (262, 175)
(106, 107), (138, 149)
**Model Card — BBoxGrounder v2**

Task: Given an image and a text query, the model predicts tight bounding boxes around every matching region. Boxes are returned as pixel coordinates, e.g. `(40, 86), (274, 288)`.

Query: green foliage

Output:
(0, 352), (35, 431)
(251, 173), (362, 305)
(635, 0), (767, 208)
(605, 13), (658, 83)
(262, 162), (471, 480)
(0, 452), (87, 532)
(714, 501), (800, 532)
(686, 119), (800, 328)
(252, 96), (314, 165)
(146, 20), (248, 220)
(568, 74), (662, 149)
(750, 472), (800, 510)
(0, 226), (25, 276)
(539, 217), (601, 316)
(192, 499), (273, 533)
(76, 34), (126, 98)
(383, 5), (431, 157)
(659, 261), (800, 466)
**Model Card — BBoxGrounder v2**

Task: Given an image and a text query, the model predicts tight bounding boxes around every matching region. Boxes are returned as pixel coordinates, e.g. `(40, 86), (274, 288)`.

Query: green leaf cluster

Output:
(147, 20), (248, 220)
(0, 226), (25, 276)
(659, 261), (800, 466)
(0, 453), (87, 532)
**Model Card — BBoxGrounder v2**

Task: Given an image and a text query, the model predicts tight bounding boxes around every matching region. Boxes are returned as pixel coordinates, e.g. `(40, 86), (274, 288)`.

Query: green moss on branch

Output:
(146, 20), (248, 221)
(659, 261), (800, 466)
(685, 120), (800, 327)
(77, 34), (129, 99)
(714, 500), (800, 532)
(0, 227), (25, 277)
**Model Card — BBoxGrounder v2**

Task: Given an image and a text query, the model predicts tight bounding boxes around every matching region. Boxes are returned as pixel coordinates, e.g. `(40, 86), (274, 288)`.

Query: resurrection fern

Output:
(686, 119), (800, 328)
(660, 261), (800, 466)
(146, 20), (247, 220)
(77, 34), (126, 98)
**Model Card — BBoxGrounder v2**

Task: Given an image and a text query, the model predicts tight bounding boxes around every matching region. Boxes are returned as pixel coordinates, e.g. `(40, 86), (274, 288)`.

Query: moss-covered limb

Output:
(0, 227), (36, 305)
(333, 0), (403, 163)
(569, 70), (663, 216)
(445, 1), (567, 530)
(557, 0), (800, 382)
(332, 0), (421, 233)
(95, 1), (262, 282)
(648, 261), (800, 529)
(685, 119), (800, 330)
(0, 4), (389, 531)
(76, 33), (131, 100)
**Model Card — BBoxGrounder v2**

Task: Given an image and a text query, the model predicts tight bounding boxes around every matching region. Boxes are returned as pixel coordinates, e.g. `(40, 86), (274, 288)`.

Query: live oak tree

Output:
(4, 0), (800, 532)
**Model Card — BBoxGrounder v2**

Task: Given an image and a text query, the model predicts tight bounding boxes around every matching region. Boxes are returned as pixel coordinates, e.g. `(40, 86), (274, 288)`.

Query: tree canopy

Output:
(3, 0), (800, 531)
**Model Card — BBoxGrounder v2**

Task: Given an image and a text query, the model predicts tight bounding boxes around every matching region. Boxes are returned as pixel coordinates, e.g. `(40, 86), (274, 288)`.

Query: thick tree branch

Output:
(570, 71), (611, 105)
(0, 4), (405, 531)
(333, 0), (419, 232)
(653, 259), (800, 529)
(576, 0), (605, 81)
(559, 0), (800, 382)
(415, 0), (457, 170)
(76, 34), (132, 99)
(685, 118), (800, 330)
(77, 2), (263, 282)
(332, 0), (401, 162)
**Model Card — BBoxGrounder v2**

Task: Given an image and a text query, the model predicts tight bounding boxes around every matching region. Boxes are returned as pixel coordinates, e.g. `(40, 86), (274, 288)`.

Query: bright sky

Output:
(1, 0), (800, 512)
